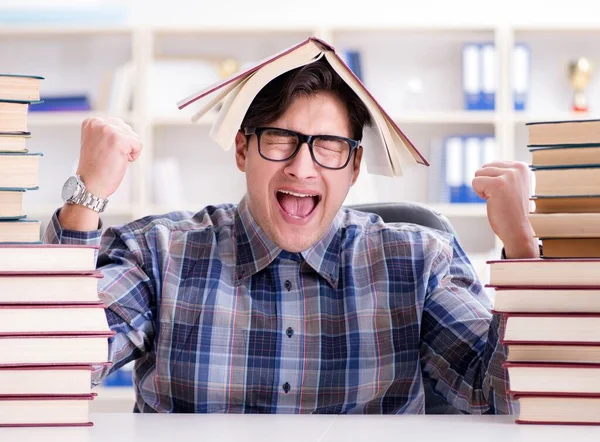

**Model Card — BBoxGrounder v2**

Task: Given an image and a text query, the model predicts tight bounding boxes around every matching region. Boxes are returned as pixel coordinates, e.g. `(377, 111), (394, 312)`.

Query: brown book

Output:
(0, 100), (31, 133)
(532, 166), (600, 197)
(0, 132), (29, 153)
(488, 258), (600, 286)
(505, 343), (600, 364)
(0, 219), (40, 243)
(0, 333), (112, 365)
(0, 365), (100, 396)
(529, 213), (600, 237)
(0, 244), (98, 272)
(505, 363), (600, 394)
(531, 145), (600, 167)
(490, 285), (600, 313)
(0, 271), (102, 304)
(0, 189), (26, 218)
(532, 195), (600, 213)
(0, 304), (110, 335)
(0, 74), (42, 102)
(0, 395), (94, 427)
(501, 313), (600, 345)
(541, 238), (600, 258)
(527, 119), (600, 147)
(513, 393), (600, 425)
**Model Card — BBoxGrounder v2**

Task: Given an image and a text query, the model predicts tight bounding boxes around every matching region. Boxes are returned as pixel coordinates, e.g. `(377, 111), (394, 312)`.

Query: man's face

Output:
(235, 92), (363, 252)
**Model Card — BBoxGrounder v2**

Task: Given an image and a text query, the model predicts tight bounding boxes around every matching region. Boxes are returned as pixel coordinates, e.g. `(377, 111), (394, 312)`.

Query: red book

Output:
(503, 341), (600, 364)
(0, 333), (113, 365)
(0, 303), (110, 335)
(504, 362), (600, 394)
(487, 258), (600, 287)
(488, 285), (600, 313)
(0, 394), (96, 427)
(511, 392), (600, 425)
(176, 37), (427, 178)
(0, 364), (110, 396)
(0, 270), (103, 304)
(498, 312), (600, 345)
(0, 244), (99, 272)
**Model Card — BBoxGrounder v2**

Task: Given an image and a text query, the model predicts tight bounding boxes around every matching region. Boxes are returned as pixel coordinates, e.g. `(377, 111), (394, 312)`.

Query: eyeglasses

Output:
(244, 126), (360, 170)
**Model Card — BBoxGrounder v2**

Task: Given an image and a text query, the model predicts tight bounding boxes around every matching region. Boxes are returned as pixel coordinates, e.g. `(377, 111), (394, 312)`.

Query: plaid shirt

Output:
(43, 197), (512, 414)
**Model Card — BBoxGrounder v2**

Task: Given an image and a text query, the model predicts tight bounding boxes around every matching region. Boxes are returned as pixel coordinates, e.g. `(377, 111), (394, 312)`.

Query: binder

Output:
(513, 43), (530, 111)
(445, 137), (464, 203)
(480, 43), (497, 110)
(463, 44), (481, 110)
(463, 136), (483, 203)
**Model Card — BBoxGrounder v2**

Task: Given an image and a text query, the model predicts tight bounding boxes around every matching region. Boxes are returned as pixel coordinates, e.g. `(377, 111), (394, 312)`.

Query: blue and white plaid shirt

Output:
(43, 197), (512, 414)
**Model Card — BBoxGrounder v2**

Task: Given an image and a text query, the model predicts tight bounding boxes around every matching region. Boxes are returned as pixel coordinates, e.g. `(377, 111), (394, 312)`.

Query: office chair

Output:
(348, 201), (462, 415)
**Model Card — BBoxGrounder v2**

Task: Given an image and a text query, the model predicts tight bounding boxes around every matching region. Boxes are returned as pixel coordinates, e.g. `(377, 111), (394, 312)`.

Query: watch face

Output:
(61, 176), (79, 202)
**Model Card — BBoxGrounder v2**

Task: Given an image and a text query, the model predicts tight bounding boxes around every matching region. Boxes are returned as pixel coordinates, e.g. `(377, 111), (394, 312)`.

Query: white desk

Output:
(1, 414), (600, 441)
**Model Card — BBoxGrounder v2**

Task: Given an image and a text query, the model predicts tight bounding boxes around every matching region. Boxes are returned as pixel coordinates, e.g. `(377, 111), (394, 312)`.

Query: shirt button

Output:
(286, 327), (294, 338)
(284, 280), (292, 291)
(282, 382), (291, 394)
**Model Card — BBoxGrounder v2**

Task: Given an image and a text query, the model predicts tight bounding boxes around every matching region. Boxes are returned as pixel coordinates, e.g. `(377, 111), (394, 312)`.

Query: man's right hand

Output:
(57, 117), (142, 232)
(77, 117), (142, 199)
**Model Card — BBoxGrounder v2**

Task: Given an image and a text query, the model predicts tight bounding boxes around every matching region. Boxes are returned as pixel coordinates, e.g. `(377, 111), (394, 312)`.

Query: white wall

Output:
(4, 0), (600, 28)
(128, 0), (600, 27)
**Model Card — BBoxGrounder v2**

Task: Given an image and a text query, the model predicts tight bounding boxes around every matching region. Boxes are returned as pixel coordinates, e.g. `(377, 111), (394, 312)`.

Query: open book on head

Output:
(176, 37), (428, 177)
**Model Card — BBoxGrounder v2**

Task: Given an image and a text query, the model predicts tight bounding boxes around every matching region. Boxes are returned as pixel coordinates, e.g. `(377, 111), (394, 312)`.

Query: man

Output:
(44, 59), (537, 414)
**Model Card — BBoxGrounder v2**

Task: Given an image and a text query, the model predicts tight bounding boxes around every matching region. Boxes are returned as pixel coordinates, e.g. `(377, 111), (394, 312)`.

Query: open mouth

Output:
(276, 189), (321, 220)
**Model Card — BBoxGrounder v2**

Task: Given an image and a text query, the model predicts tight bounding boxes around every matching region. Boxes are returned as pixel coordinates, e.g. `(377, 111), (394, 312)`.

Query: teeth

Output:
(278, 190), (317, 198)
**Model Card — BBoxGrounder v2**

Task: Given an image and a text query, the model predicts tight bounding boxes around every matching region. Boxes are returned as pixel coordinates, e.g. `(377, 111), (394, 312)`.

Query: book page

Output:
(211, 42), (325, 150)
(324, 51), (400, 177)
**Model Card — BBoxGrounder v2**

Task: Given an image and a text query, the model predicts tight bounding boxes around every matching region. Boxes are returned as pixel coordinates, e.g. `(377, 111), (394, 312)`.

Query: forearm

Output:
(57, 204), (101, 232)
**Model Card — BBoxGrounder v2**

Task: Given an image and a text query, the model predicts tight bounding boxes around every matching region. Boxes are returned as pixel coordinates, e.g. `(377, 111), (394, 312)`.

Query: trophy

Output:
(568, 57), (594, 113)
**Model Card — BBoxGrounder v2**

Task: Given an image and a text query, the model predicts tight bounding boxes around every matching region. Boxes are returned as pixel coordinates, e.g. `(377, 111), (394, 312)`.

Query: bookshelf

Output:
(3, 25), (591, 406)
(5, 23), (578, 263)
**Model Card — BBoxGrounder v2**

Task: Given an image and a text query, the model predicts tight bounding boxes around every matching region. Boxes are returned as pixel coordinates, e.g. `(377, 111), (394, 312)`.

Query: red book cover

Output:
(0, 394), (96, 428)
(176, 36), (427, 166)
(0, 362), (111, 370)
(0, 331), (114, 339)
(487, 258), (600, 264)
(511, 392), (600, 426)
(504, 362), (600, 369)
(0, 270), (102, 277)
(0, 302), (106, 309)
(0, 244), (99, 249)
(487, 284), (600, 290)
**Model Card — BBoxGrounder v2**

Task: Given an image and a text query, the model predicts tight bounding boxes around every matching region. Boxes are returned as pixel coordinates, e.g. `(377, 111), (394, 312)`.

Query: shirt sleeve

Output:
(419, 235), (516, 415)
(43, 209), (156, 386)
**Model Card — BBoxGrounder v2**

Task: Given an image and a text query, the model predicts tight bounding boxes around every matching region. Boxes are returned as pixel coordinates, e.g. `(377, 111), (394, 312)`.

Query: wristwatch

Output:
(61, 175), (109, 213)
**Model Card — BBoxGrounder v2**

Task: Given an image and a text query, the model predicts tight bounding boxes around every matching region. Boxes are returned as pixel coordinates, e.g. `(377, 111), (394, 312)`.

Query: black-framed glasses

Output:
(244, 126), (360, 170)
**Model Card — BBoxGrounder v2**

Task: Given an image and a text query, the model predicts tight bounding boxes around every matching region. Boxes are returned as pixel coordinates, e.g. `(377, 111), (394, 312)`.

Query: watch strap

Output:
(72, 188), (108, 213)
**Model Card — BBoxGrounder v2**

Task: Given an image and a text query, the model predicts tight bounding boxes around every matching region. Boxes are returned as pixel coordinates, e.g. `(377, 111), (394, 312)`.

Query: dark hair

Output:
(241, 59), (372, 140)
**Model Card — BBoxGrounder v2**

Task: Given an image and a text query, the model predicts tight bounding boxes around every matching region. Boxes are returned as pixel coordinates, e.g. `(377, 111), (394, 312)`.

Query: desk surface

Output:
(2, 414), (600, 441)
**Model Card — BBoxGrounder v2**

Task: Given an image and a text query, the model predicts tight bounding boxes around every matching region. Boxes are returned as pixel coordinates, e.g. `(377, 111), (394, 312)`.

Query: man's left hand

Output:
(472, 161), (539, 259)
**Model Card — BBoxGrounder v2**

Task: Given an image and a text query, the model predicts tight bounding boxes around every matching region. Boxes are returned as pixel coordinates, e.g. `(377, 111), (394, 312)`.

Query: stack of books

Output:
(488, 118), (600, 426)
(0, 74), (112, 428)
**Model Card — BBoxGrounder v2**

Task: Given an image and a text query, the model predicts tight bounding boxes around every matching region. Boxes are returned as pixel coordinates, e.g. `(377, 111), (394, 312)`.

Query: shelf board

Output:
(152, 113), (216, 126)
(94, 386), (135, 402)
(153, 111), (496, 127)
(393, 110), (497, 125)
(0, 26), (133, 37)
(511, 112), (600, 125)
(28, 112), (135, 126)
(430, 203), (487, 217)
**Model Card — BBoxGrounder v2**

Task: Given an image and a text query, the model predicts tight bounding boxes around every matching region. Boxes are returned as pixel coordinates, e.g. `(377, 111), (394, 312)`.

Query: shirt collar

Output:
(233, 196), (342, 288)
